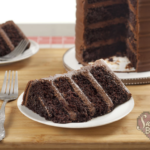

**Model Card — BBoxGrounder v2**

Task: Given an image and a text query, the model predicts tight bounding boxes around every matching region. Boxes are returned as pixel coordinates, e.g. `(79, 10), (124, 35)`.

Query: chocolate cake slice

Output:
(22, 60), (131, 124)
(76, 0), (150, 72)
(0, 21), (30, 57)
(0, 29), (14, 56)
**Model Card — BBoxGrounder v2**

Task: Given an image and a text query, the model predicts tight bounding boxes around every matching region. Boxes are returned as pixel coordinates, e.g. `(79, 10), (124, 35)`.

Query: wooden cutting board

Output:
(0, 48), (150, 150)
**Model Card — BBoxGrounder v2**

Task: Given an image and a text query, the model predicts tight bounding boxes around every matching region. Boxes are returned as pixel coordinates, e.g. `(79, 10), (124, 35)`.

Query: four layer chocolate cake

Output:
(76, 0), (150, 72)
(0, 21), (29, 57)
(22, 60), (131, 123)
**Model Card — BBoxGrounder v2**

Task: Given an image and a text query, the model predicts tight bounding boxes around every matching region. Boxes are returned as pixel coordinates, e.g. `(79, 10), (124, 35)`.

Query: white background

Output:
(0, 0), (76, 24)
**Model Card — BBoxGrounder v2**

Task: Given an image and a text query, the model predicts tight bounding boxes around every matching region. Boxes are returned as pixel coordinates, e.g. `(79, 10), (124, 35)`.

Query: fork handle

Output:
(0, 100), (8, 140)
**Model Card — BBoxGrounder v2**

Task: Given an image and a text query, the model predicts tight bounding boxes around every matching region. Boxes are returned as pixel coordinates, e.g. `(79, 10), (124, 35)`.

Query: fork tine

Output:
(6, 71), (11, 94)
(15, 40), (24, 50)
(2, 40), (24, 58)
(14, 71), (18, 95)
(10, 40), (25, 57)
(18, 40), (29, 53)
(23, 40), (29, 49)
(1, 71), (7, 94)
(11, 40), (28, 57)
(0, 40), (29, 61)
(10, 71), (14, 94)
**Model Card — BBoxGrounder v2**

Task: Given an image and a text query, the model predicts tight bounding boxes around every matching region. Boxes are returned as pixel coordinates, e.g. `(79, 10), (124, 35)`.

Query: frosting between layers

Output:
(88, 18), (127, 29)
(80, 37), (126, 49)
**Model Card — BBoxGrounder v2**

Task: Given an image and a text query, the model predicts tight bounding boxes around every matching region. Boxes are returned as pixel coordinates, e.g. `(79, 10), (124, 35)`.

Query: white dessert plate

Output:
(63, 47), (150, 83)
(17, 92), (134, 128)
(0, 40), (39, 65)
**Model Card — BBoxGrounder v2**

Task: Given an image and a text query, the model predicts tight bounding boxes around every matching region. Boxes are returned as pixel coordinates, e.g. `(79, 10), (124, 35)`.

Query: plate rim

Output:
(63, 47), (150, 80)
(0, 39), (39, 65)
(17, 92), (134, 129)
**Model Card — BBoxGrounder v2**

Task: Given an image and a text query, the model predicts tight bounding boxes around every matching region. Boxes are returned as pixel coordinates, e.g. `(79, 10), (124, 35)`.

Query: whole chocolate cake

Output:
(22, 60), (131, 123)
(76, 0), (150, 72)
(0, 21), (29, 57)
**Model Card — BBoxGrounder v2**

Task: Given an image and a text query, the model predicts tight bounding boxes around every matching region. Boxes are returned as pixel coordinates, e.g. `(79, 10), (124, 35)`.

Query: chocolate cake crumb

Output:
(108, 57), (113, 62)
(126, 63), (133, 69)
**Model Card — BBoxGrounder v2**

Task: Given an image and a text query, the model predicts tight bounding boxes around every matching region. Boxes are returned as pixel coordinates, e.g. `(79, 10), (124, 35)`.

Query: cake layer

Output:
(84, 24), (126, 45)
(54, 77), (91, 122)
(72, 73), (111, 117)
(90, 64), (131, 107)
(88, 18), (127, 29)
(86, 3), (129, 25)
(0, 29), (14, 56)
(83, 41), (126, 63)
(0, 35), (12, 56)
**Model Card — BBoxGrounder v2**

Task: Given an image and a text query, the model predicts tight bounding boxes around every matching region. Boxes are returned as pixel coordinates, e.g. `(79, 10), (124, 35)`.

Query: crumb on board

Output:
(126, 63), (133, 69)
(108, 57), (113, 62)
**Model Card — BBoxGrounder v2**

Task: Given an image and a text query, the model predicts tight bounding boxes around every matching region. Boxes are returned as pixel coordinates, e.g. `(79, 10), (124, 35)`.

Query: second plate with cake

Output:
(0, 40), (39, 65)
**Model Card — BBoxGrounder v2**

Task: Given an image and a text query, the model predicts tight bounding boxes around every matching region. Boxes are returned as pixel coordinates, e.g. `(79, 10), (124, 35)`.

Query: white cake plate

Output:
(63, 47), (150, 85)
(18, 92), (134, 128)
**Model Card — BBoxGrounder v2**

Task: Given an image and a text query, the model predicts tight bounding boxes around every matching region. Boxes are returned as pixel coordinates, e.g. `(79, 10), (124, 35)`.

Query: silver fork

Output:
(0, 40), (29, 61)
(0, 71), (18, 140)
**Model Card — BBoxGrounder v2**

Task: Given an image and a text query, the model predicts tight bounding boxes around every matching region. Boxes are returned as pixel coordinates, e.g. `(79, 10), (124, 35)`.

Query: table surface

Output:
(0, 48), (150, 150)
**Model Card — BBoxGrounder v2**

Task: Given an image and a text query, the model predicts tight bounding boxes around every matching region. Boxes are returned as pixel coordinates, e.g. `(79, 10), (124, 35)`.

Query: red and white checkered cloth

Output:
(28, 36), (75, 48)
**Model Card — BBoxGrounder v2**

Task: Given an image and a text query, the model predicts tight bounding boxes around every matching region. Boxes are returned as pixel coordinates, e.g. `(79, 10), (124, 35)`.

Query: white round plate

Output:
(0, 40), (39, 65)
(17, 92), (134, 128)
(63, 47), (150, 81)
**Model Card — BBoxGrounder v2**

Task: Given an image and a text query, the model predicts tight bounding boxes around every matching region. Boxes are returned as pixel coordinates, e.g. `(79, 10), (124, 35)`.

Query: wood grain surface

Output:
(0, 48), (150, 150)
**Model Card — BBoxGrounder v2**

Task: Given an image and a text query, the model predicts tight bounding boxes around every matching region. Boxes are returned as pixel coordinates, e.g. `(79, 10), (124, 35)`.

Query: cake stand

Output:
(63, 47), (150, 85)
